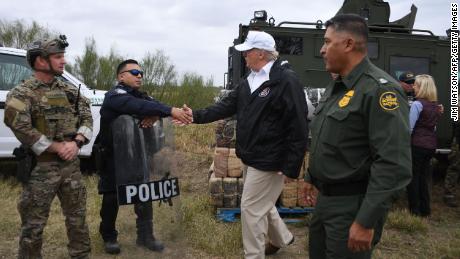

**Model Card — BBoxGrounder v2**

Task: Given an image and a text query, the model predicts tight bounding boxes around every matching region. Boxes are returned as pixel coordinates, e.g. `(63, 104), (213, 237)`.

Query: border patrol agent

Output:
(4, 36), (92, 259)
(96, 59), (192, 254)
(303, 14), (411, 258)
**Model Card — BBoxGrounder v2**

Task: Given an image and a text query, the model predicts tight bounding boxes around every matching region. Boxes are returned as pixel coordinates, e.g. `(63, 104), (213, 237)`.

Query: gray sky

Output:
(1, 0), (453, 86)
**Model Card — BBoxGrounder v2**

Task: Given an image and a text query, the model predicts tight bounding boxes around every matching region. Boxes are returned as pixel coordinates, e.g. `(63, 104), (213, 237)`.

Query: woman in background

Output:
(407, 74), (441, 217)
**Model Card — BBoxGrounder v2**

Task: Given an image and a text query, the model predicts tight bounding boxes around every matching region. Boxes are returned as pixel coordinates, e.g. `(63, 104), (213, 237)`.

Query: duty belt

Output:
(312, 177), (368, 196)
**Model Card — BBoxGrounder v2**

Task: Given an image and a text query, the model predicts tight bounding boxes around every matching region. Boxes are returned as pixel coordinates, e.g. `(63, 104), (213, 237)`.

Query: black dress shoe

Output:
(104, 240), (121, 254)
(265, 235), (295, 255)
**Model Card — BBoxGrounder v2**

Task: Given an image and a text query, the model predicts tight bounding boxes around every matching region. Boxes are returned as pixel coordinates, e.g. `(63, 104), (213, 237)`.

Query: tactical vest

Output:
(26, 79), (79, 142)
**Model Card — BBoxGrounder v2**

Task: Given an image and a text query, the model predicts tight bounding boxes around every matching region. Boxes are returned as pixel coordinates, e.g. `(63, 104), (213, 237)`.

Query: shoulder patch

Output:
(115, 89), (127, 94)
(6, 97), (27, 111)
(379, 91), (399, 111)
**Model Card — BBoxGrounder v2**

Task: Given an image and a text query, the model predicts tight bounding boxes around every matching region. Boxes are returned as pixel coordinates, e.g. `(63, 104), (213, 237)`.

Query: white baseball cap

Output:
(234, 31), (276, 52)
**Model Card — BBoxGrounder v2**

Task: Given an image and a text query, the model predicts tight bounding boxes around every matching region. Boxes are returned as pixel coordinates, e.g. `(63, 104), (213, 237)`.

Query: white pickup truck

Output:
(0, 47), (106, 161)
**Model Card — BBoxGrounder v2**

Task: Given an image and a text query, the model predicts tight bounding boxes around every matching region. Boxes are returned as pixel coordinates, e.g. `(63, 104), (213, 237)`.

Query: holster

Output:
(92, 143), (106, 174)
(12, 145), (36, 184)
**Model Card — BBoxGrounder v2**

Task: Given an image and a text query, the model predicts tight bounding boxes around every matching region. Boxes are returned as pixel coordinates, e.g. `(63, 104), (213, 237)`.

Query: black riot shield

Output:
(111, 115), (180, 205)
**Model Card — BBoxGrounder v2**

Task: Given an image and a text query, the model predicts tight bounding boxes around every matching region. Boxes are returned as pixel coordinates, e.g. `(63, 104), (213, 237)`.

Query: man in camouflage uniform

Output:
(444, 121), (460, 207)
(4, 35), (92, 259)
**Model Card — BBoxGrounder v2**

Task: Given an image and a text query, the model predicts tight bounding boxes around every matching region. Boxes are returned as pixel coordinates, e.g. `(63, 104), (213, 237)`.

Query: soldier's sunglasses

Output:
(121, 69), (144, 77)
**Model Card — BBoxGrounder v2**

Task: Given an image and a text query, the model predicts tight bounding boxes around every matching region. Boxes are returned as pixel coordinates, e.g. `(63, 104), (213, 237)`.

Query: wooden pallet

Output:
(216, 206), (315, 223)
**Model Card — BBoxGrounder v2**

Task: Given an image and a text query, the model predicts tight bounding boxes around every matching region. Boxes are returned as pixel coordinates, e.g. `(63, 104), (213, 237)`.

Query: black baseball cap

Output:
(399, 71), (415, 84)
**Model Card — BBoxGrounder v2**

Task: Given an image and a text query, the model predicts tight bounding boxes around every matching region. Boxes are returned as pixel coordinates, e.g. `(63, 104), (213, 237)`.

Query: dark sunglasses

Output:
(121, 69), (144, 77)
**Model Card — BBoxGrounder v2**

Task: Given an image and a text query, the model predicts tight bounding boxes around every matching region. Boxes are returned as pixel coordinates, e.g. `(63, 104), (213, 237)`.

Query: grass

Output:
(174, 122), (216, 155)
(1, 124), (460, 258)
(385, 208), (428, 234)
(181, 195), (242, 257)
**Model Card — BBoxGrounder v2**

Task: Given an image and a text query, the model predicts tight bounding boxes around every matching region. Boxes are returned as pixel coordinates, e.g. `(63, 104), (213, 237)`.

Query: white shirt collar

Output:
(247, 60), (275, 94)
(251, 60), (275, 76)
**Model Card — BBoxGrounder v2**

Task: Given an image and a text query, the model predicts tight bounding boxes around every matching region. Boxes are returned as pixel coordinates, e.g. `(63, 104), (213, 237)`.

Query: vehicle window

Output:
(0, 54), (33, 90)
(275, 36), (303, 55)
(390, 56), (430, 80)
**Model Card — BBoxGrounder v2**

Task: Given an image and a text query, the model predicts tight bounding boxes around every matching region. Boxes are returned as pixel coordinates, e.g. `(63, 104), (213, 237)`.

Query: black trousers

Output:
(407, 146), (435, 217)
(99, 192), (153, 242)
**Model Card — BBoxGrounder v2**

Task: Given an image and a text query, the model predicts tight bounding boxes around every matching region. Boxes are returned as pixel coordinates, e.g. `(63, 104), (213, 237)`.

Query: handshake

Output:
(139, 104), (193, 129)
(171, 104), (194, 126)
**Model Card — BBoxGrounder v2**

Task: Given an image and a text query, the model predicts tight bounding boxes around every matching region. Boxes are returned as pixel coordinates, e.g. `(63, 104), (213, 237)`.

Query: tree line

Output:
(0, 19), (219, 109)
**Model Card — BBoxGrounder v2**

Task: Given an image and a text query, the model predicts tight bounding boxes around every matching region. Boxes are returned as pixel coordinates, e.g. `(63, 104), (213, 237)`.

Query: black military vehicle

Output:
(225, 0), (451, 155)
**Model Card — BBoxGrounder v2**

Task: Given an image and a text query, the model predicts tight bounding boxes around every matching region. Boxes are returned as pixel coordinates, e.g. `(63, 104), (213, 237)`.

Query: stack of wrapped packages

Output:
(280, 152), (312, 207)
(208, 118), (313, 209)
(209, 119), (244, 208)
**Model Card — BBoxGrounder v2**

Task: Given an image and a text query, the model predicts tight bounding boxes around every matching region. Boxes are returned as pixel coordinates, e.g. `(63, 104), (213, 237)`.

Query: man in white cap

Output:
(183, 30), (308, 258)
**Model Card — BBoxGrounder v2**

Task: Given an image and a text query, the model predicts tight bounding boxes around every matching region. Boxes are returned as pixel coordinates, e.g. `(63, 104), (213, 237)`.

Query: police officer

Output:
(303, 14), (412, 258)
(183, 31), (308, 259)
(96, 59), (192, 254)
(4, 36), (92, 259)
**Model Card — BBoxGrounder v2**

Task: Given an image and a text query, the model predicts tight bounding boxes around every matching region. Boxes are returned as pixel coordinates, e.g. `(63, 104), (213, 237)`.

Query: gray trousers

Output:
(241, 165), (293, 259)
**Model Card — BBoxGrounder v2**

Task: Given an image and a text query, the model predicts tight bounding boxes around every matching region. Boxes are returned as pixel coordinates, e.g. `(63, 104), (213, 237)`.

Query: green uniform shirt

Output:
(305, 57), (412, 228)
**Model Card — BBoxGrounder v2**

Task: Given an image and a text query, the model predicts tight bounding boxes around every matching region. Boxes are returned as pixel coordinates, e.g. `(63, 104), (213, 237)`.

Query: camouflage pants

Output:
(17, 159), (91, 259)
(445, 146), (460, 196)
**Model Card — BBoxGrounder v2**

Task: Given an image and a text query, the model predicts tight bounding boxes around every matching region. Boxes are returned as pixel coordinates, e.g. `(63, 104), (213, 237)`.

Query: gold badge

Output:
(379, 91), (399, 110)
(338, 90), (354, 108)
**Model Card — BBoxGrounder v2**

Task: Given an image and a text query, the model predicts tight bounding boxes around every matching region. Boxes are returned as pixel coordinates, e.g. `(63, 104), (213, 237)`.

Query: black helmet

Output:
(26, 35), (69, 68)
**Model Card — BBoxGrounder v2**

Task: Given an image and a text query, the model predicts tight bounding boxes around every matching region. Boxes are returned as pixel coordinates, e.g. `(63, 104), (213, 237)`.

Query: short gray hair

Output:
(264, 50), (279, 61)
